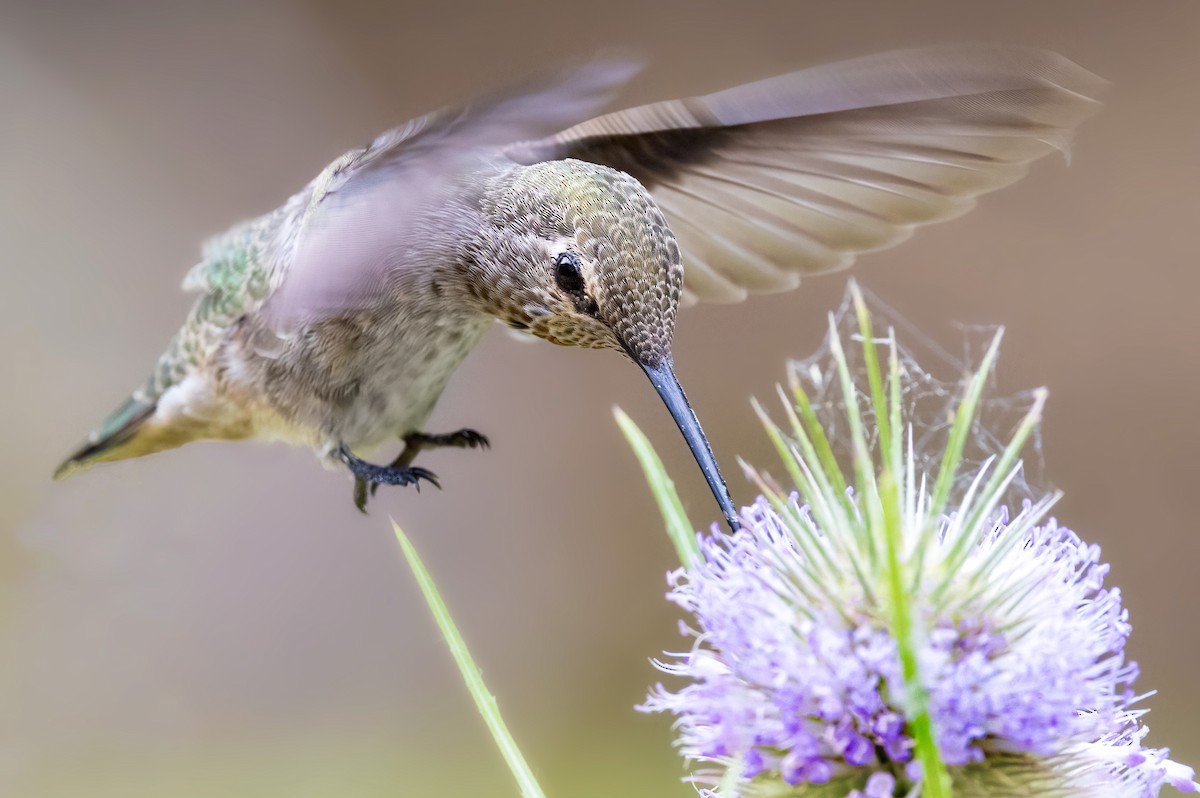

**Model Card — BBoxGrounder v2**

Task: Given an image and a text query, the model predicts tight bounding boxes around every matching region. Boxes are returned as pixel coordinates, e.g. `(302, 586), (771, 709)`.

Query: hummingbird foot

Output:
(337, 446), (440, 513)
(403, 429), (490, 456)
(367, 428), (490, 498)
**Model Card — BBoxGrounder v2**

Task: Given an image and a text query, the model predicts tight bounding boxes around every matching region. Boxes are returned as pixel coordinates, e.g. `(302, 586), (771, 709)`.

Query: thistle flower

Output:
(628, 285), (1197, 797)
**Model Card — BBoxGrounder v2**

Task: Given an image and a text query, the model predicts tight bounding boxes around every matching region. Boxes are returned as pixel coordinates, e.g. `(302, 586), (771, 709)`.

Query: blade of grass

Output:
(614, 407), (700, 567)
(392, 520), (547, 798)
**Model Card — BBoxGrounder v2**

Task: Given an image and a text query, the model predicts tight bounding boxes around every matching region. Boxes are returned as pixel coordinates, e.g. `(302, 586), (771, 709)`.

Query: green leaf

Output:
(614, 407), (700, 567)
(392, 521), (547, 798)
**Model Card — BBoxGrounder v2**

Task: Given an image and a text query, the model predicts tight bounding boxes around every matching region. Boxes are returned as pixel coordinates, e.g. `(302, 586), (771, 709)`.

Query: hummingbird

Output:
(55, 45), (1103, 531)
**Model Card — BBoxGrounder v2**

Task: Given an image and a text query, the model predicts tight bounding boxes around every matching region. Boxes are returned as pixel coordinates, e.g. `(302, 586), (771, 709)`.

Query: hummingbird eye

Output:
(554, 251), (585, 293)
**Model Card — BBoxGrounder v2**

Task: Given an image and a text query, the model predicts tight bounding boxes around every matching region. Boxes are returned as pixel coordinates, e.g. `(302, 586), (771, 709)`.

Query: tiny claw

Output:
(407, 428), (490, 451)
(338, 445), (441, 510)
(454, 430), (490, 450)
(369, 464), (439, 487)
(409, 467), (442, 491)
(354, 477), (370, 513)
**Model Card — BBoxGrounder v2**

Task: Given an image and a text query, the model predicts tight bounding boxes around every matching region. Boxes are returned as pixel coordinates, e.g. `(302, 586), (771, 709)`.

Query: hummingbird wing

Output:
(264, 58), (640, 329)
(507, 45), (1106, 305)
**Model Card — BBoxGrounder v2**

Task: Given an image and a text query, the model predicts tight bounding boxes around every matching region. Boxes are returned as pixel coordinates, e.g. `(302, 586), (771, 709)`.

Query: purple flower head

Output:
(636, 287), (1197, 797)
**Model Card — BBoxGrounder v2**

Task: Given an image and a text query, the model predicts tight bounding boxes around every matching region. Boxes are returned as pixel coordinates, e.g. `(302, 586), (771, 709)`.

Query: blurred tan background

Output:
(2, 1), (1198, 795)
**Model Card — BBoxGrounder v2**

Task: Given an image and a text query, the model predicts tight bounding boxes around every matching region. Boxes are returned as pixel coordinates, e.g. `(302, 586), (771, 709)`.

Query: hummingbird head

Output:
(475, 159), (682, 365)
(471, 160), (739, 530)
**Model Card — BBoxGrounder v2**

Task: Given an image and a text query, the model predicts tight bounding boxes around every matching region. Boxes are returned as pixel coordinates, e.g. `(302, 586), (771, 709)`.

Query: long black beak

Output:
(639, 360), (740, 532)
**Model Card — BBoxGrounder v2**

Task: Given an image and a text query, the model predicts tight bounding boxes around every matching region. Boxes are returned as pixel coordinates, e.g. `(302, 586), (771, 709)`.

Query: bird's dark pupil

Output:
(554, 252), (585, 293)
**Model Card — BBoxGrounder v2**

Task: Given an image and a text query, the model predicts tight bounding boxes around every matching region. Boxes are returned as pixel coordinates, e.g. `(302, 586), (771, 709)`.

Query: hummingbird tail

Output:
(53, 394), (159, 480)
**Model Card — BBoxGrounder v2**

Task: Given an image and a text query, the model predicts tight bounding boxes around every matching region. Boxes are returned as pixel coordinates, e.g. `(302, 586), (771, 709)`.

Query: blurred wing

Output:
(265, 58), (640, 329)
(508, 45), (1106, 305)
